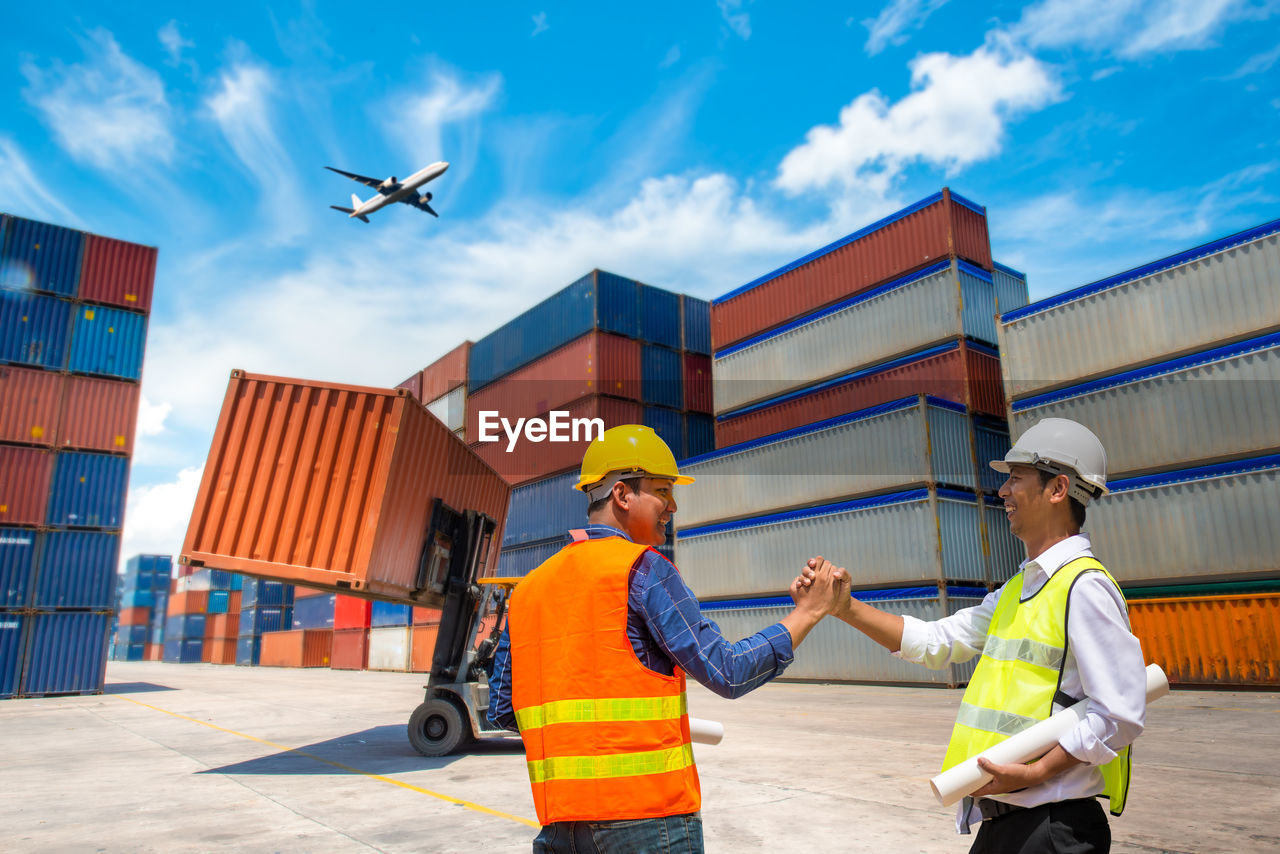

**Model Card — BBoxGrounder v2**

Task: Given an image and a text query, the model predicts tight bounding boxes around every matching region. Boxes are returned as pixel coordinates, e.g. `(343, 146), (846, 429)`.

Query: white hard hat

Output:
(990, 418), (1109, 504)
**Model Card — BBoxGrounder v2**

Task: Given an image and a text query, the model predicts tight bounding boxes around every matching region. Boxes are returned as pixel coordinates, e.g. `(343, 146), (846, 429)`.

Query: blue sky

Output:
(3, 1), (1278, 565)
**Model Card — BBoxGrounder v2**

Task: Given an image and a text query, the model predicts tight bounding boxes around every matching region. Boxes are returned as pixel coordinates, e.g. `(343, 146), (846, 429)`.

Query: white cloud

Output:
(136, 397), (172, 437)
(158, 20), (194, 66)
(21, 29), (174, 169)
(0, 137), (83, 226)
(1014, 0), (1258, 57)
(1221, 44), (1280, 79)
(775, 40), (1061, 197)
(1090, 65), (1123, 81)
(121, 466), (204, 570)
(863, 0), (952, 55)
(531, 12), (550, 37)
(718, 0), (752, 40)
(380, 68), (502, 189)
(660, 45), (682, 68)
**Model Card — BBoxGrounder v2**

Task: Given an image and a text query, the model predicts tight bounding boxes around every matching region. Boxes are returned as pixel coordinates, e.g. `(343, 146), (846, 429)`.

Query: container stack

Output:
(164, 568), (209, 664)
(0, 213), (156, 697)
(236, 579), (294, 666)
(110, 554), (171, 661)
(399, 341), (471, 440)
(330, 594), (372, 670)
(997, 217), (1280, 687)
(673, 190), (1027, 686)
(199, 570), (242, 665)
(257, 586), (333, 668)
(368, 602), (413, 671)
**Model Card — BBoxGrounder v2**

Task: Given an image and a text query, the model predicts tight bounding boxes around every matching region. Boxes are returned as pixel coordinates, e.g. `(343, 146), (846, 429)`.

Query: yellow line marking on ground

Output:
(114, 694), (538, 828)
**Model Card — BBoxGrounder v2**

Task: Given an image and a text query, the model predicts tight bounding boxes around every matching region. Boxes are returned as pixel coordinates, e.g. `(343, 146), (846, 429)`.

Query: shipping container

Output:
(684, 414), (715, 459)
(641, 345), (683, 409)
(116, 606), (150, 626)
(33, 529), (119, 609)
(235, 635), (261, 666)
(334, 595), (372, 630)
(181, 371), (511, 603)
(20, 611), (109, 696)
(681, 295), (711, 355)
(714, 339), (1004, 448)
(677, 396), (984, 529)
(205, 613), (238, 638)
(292, 593), (335, 629)
(241, 579), (294, 608)
(0, 612), (27, 696)
(67, 303), (147, 381)
(999, 219), (1280, 400)
(112, 642), (146, 662)
(713, 259), (999, 414)
(991, 262), (1029, 314)
(0, 290), (71, 369)
(410, 623), (440, 672)
(46, 450), (129, 529)
(206, 590), (230, 614)
(503, 469), (585, 546)
(118, 589), (154, 609)
(1128, 590), (1280, 687)
(144, 642), (162, 661)
(368, 626), (412, 671)
(329, 627), (368, 669)
(78, 234), (158, 313)
(116, 625), (147, 645)
(371, 601), (412, 627)
(643, 406), (684, 462)
(163, 638), (204, 663)
(1010, 332), (1280, 478)
(57, 375), (140, 454)
(259, 629), (332, 667)
(675, 488), (1013, 598)
(0, 365), (61, 446)
(699, 586), (986, 685)
(640, 284), (682, 350)
(0, 527), (36, 608)
(0, 445), (53, 526)
(206, 636), (237, 665)
(497, 537), (565, 578)
(0, 216), (84, 297)
(420, 341), (472, 403)
(682, 353), (712, 415)
(427, 385), (467, 433)
(396, 370), (424, 403)
(712, 190), (992, 351)
(412, 606), (442, 625)
(164, 613), (205, 639)
(974, 419), (1014, 494)
(124, 554), (171, 587)
(239, 606), (289, 635)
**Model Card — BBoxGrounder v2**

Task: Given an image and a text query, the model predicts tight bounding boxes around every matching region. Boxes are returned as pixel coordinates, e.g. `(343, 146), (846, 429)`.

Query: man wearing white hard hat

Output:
(798, 418), (1146, 853)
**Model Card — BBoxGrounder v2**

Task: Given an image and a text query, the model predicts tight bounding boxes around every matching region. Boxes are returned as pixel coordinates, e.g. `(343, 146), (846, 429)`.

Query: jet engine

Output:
(379, 176), (398, 190)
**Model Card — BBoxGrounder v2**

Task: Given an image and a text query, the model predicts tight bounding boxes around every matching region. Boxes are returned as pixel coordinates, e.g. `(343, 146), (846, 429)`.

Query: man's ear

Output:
(1047, 473), (1072, 504)
(611, 479), (632, 511)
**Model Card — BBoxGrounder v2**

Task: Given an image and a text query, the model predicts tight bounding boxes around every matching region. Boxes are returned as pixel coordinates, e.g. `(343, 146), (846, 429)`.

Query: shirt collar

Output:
(582, 523), (633, 542)
(1020, 532), (1094, 585)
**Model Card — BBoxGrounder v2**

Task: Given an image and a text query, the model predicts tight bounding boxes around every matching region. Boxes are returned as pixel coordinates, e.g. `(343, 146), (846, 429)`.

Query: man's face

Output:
(620, 476), (677, 547)
(998, 463), (1061, 541)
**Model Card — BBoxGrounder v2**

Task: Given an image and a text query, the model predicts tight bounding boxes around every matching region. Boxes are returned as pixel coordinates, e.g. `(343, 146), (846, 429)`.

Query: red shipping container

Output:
(712, 189), (992, 352)
(397, 370), (424, 403)
(0, 445), (53, 526)
(683, 353), (712, 415)
(410, 624), (439, 672)
(466, 331), (641, 439)
(470, 394), (643, 486)
(714, 340), (1005, 448)
(330, 628), (369, 670)
(78, 234), (158, 314)
(334, 594), (372, 630)
(181, 371), (511, 604)
(421, 341), (471, 403)
(57, 375), (140, 454)
(0, 366), (62, 446)
(412, 606), (442, 624)
(167, 590), (208, 616)
(206, 637), (237, 665)
(227, 591), (242, 615)
(117, 606), (150, 626)
(144, 642), (163, 661)
(260, 629), (333, 667)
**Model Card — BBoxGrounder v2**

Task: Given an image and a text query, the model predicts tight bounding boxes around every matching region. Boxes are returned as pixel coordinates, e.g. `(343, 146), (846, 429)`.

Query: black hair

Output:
(587, 476), (644, 515)
(1037, 469), (1087, 529)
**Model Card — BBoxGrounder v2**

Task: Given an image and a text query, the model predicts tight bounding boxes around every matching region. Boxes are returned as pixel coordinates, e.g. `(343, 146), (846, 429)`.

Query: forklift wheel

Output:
(408, 698), (468, 757)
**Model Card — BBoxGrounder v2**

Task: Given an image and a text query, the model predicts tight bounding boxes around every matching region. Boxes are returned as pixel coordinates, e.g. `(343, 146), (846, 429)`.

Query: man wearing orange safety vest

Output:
(489, 425), (850, 853)
(797, 418), (1146, 853)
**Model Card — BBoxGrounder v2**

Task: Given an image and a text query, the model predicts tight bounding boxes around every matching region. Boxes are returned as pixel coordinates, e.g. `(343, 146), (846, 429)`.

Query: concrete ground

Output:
(1, 662), (1277, 853)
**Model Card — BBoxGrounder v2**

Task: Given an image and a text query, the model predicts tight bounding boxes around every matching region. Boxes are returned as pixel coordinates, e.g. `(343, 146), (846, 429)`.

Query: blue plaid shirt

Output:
(487, 523), (795, 731)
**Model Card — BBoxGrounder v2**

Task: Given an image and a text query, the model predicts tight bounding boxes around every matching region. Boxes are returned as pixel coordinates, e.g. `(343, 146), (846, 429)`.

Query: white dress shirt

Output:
(896, 533), (1147, 832)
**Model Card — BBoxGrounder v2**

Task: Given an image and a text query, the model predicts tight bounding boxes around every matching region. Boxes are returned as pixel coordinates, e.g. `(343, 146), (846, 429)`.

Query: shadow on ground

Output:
(104, 682), (177, 694)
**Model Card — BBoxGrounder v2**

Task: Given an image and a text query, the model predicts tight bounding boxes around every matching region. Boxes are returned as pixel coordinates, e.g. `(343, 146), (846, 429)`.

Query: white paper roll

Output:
(929, 663), (1169, 806)
(690, 717), (724, 745)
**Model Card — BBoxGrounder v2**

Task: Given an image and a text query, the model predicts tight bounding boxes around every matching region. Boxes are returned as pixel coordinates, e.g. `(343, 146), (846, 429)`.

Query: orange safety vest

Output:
(508, 536), (701, 825)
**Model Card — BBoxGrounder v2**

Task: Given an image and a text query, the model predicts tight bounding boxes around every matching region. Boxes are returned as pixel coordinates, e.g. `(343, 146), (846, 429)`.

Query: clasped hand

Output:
(789, 555), (851, 617)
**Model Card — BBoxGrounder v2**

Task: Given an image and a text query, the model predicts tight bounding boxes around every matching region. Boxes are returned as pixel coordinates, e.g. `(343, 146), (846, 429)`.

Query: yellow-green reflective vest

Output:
(942, 556), (1132, 816)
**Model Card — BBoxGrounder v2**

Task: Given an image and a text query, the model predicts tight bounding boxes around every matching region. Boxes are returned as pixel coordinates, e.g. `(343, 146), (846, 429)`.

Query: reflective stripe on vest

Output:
(516, 694), (689, 731)
(528, 744), (695, 784)
(942, 556), (1132, 816)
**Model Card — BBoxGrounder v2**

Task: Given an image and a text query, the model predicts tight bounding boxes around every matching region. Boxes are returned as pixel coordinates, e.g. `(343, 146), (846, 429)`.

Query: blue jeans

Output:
(532, 812), (704, 854)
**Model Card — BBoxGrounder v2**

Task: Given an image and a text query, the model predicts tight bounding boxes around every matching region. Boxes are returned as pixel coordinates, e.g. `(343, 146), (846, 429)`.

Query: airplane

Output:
(326, 161), (449, 222)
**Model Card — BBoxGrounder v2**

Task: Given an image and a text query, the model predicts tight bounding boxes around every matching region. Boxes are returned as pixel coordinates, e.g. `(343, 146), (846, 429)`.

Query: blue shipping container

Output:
(0, 290), (71, 369)
(0, 612), (26, 698)
(642, 345), (683, 409)
(371, 601), (412, 627)
(293, 594), (336, 629)
(113, 643), (146, 661)
(684, 413), (715, 459)
(644, 406), (684, 460)
(241, 579), (294, 608)
(116, 624), (147, 645)
(239, 606), (289, 635)
(164, 614), (205, 640)
(46, 451), (129, 529)
(207, 590), (230, 614)
(0, 527), (37, 608)
(34, 529), (119, 609)
(497, 537), (565, 578)
(118, 588), (155, 609)
(68, 303), (147, 381)
(21, 611), (109, 696)
(235, 635), (261, 666)
(207, 570), (233, 590)
(503, 469), (588, 546)
(0, 216), (84, 297)
(681, 295), (711, 355)
(640, 284), (682, 350)
(163, 638), (203, 663)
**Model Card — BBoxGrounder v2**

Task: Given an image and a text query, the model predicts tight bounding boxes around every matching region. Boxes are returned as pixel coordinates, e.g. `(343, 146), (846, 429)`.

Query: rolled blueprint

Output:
(690, 717), (725, 745)
(930, 663), (1169, 806)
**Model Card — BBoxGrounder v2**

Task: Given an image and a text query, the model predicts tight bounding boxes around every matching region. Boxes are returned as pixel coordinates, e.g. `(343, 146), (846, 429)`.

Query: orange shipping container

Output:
(206, 637), (237, 665)
(144, 642), (163, 661)
(0, 366), (62, 446)
(205, 613), (237, 639)
(412, 607), (442, 625)
(330, 628), (369, 670)
(1129, 592), (1280, 687)
(227, 591), (242, 615)
(167, 590), (208, 616)
(117, 606), (150, 626)
(181, 371), (511, 604)
(410, 624), (439, 672)
(260, 629), (333, 668)
(420, 341), (472, 403)
(57, 375), (140, 454)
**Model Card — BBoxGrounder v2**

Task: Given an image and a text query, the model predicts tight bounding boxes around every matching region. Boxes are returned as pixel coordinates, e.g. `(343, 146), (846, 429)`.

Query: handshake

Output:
(788, 556), (853, 620)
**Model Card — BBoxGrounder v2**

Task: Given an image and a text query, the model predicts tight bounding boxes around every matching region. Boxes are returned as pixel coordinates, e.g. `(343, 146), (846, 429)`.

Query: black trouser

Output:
(971, 798), (1111, 854)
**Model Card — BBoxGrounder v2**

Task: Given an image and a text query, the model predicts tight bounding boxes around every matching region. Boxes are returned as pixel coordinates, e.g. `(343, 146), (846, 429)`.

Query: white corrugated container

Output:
(998, 220), (1280, 400)
(1089, 455), (1280, 585)
(992, 262), (1029, 315)
(700, 587), (987, 685)
(712, 259), (999, 413)
(367, 626), (412, 671)
(675, 488), (1018, 598)
(676, 396), (983, 529)
(982, 497), (1025, 585)
(427, 386), (466, 433)
(1010, 332), (1280, 478)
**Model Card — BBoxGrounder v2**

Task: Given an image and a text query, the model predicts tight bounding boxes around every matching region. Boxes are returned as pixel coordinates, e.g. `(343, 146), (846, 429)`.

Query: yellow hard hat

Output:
(575, 424), (694, 494)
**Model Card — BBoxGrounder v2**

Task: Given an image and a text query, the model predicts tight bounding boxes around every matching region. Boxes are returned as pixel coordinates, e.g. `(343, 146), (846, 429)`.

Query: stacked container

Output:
(399, 341), (471, 440)
(331, 594), (372, 670)
(0, 214), (155, 697)
(996, 218), (1280, 687)
(236, 578), (294, 666)
(110, 554), (171, 661)
(256, 585), (334, 668)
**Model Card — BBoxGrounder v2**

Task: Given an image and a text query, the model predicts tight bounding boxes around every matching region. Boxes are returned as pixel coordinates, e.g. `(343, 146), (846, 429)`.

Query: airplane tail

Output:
(329, 204), (370, 223)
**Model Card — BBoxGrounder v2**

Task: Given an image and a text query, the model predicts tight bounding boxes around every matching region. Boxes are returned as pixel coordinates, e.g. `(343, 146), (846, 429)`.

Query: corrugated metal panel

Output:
(368, 625), (412, 670)
(683, 353), (712, 414)
(1129, 592), (1280, 686)
(78, 234), (157, 313)
(711, 190), (991, 351)
(0, 527), (37, 608)
(334, 595), (371, 630)
(20, 611), (109, 696)
(0, 612), (26, 697)
(397, 370), (424, 403)
(371, 601), (412, 627)
(713, 260), (997, 413)
(1011, 333), (1280, 478)
(420, 341), (471, 402)
(207, 590), (230, 614)
(644, 406), (684, 458)
(982, 495), (1027, 583)
(292, 594), (335, 629)
(181, 371), (511, 603)
(34, 530), (119, 608)
(411, 624), (440, 672)
(236, 635), (261, 666)
(57, 374), (140, 454)
(503, 469), (584, 546)
(0, 445), (53, 526)
(999, 222), (1280, 400)
(677, 396), (980, 528)
(329, 628), (368, 669)
(0, 217), (84, 296)
(1090, 455), (1280, 584)
(699, 587), (984, 685)
(641, 345), (683, 409)
(260, 629), (333, 667)
(238, 606), (288, 635)
(992, 262), (1028, 314)
(242, 579), (294, 608)
(68, 304), (147, 381)
(973, 419), (1012, 493)
(684, 414), (715, 459)
(0, 290), (71, 369)
(163, 638), (204, 662)
(497, 537), (565, 577)
(681, 295), (710, 355)
(640, 284), (682, 349)
(426, 385), (466, 432)
(46, 451), (129, 529)
(0, 365), (61, 446)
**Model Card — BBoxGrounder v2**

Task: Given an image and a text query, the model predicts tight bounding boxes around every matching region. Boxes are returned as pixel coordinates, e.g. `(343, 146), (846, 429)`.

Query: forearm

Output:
(837, 599), (905, 652)
(779, 605), (825, 648)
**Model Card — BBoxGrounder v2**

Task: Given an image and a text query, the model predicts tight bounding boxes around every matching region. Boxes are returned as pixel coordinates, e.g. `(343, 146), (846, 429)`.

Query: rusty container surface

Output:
(683, 353), (712, 414)
(0, 445), (53, 526)
(58, 374), (141, 454)
(167, 590), (208, 616)
(1129, 592), (1280, 686)
(329, 628), (369, 670)
(181, 371), (510, 605)
(0, 365), (62, 446)
(711, 189), (991, 351)
(79, 234), (158, 314)
(334, 594), (372, 630)
(410, 623), (440, 672)
(466, 331), (641, 439)
(421, 341), (472, 403)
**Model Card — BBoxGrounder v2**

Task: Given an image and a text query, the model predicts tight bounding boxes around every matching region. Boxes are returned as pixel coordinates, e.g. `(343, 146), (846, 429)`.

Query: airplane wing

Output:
(325, 166), (385, 190)
(402, 195), (439, 217)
